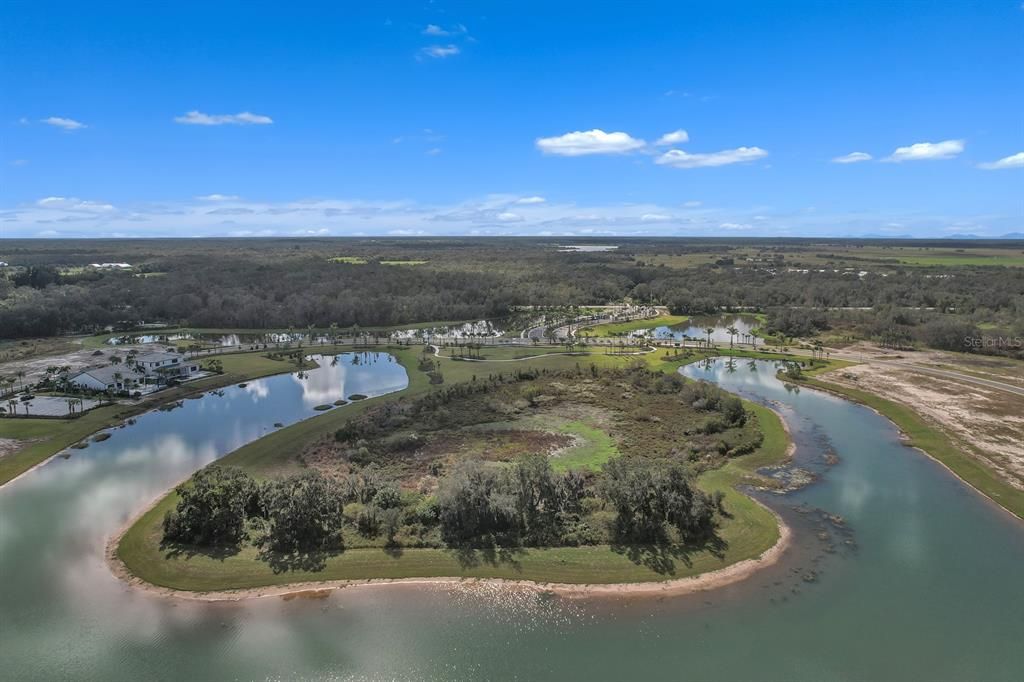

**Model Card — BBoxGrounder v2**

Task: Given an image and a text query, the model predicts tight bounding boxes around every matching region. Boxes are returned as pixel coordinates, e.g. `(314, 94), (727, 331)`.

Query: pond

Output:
(636, 313), (760, 344)
(1, 357), (1021, 680)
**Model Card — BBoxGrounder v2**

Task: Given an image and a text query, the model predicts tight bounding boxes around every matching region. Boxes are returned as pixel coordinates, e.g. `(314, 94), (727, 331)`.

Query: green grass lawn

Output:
(550, 420), (619, 472)
(579, 314), (689, 338)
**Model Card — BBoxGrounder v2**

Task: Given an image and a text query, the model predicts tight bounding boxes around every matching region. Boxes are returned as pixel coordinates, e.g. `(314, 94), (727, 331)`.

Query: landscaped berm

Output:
(117, 363), (792, 592)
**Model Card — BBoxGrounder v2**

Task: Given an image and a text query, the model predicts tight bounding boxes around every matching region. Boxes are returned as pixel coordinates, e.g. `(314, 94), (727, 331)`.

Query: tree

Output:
(727, 325), (739, 349)
(704, 327), (714, 348)
(162, 466), (255, 546)
(601, 458), (720, 544)
(436, 459), (515, 544)
(264, 470), (345, 553)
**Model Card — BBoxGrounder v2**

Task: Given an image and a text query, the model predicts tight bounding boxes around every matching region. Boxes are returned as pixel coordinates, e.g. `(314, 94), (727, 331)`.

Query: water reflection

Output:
(635, 313), (759, 344)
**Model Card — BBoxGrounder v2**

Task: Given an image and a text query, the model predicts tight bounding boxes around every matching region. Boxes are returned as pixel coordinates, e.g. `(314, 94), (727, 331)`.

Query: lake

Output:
(0, 356), (1021, 680)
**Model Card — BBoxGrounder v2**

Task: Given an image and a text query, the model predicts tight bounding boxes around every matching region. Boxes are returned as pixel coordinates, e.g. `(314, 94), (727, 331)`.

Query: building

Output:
(69, 366), (147, 392)
(70, 351), (200, 393)
(132, 351), (200, 379)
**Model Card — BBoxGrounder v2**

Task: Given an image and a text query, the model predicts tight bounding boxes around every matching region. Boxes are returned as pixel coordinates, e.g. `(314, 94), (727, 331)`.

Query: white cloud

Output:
(36, 196), (114, 212)
(655, 129), (689, 146)
(423, 23), (467, 36)
(515, 196), (546, 204)
(419, 44), (460, 59)
(196, 194), (240, 201)
(655, 146), (768, 169)
(683, 200), (702, 208)
(978, 151), (1024, 170)
(174, 111), (273, 126)
(42, 116), (86, 130)
(884, 139), (964, 162)
(832, 151), (872, 164)
(425, 147), (442, 156)
(536, 129), (646, 156)
(10, 159), (29, 166)
(7, 194), (1018, 239)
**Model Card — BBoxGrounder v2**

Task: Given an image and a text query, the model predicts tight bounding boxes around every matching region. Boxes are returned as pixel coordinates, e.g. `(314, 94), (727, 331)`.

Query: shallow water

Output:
(1, 357), (1022, 680)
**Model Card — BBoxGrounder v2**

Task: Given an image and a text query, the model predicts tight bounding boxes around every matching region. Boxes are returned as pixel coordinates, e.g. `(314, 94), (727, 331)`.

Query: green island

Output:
(116, 345), (799, 591)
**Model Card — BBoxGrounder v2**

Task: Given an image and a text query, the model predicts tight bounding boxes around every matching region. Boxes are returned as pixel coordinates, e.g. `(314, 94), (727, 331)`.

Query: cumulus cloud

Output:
(655, 129), (689, 145)
(174, 111), (273, 126)
(641, 213), (672, 222)
(884, 139), (964, 162)
(419, 44), (460, 59)
(196, 194), (240, 201)
(515, 196), (546, 204)
(536, 129), (646, 156)
(719, 222), (754, 230)
(832, 151), (872, 164)
(655, 146), (768, 169)
(978, 151), (1024, 170)
(42, 116), (86, 130)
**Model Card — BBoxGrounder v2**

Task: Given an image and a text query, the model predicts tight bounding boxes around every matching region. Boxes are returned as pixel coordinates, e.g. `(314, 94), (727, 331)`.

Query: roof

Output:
(134, 351), (182, 364)
(72, 365), (145, 385)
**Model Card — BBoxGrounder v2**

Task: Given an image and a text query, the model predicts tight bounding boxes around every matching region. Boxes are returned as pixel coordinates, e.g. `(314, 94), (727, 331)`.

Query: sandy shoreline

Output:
(106, 501), (792, 603)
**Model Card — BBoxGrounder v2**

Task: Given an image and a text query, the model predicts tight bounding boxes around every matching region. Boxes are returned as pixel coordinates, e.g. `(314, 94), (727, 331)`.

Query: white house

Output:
(69, 366), (146, 392)
(132, 351), (200, 379)
(70, 351), (200, 393)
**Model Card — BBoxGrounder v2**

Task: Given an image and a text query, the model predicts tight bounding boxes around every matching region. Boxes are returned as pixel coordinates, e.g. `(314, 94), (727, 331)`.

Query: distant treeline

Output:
(1, 239), (1022, 358)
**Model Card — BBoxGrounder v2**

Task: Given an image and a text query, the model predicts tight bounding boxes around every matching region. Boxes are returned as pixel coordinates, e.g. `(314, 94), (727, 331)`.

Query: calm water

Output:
(643, 313), (759, 343)
(1, 357), (1022, 680)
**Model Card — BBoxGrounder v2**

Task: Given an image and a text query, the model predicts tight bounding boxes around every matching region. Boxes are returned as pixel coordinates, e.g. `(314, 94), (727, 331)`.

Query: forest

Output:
(1, 237), (1022, 357)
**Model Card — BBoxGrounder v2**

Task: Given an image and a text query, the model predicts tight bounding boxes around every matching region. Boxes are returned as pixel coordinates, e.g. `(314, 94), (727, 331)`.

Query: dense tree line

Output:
(163, 453), (723, 558)
(2, 238), (1021, 358)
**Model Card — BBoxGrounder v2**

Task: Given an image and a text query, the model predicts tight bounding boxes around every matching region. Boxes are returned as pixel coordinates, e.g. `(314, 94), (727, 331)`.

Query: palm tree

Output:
(704, 327), (714, 348)
(727, 326), (739, 349)
(16, 370), (26, 392)
(66, 398), (77, 416)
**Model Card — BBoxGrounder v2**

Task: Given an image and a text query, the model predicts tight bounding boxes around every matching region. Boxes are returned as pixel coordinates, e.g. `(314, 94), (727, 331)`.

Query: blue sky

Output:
(1, 1), (1022, 238)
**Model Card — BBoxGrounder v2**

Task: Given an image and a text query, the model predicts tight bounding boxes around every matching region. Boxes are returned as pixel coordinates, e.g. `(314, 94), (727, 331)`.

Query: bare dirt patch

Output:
(0, 437), (32, 460)
(822, 363), (1024, 490)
